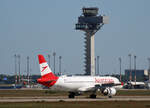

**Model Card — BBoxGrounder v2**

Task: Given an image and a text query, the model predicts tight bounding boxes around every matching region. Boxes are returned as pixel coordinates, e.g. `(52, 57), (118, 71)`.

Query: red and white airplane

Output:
(37, 54), (123, 98)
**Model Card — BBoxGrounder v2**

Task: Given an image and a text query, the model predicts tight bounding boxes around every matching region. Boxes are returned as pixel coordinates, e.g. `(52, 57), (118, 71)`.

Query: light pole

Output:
(134, 55), (137, 83)
(18, 54), (21, 84)
(95, 57), (96, 75)
(14, 54), (17, 85)
(27, 56), (30, 86)
(148, 58), (150, 82)
(48, 54), (50, 66)
(119, 57), (122, 82)
(53, 52), (56, 74)
(59, 56), (62, 75)
(97, 56), (100, 76)
(128, 54), (132, 82)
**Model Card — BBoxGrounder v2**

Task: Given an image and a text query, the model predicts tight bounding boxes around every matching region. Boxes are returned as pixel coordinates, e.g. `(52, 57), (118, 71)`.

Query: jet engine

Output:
(101, 87), (116, 97)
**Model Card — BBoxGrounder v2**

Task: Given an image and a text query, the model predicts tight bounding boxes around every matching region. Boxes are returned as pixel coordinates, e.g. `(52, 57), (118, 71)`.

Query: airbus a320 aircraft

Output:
(37, 55), (123, 98)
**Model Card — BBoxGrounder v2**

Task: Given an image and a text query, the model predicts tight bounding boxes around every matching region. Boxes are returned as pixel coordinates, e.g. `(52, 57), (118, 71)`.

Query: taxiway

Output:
(0, 96), (150, 102)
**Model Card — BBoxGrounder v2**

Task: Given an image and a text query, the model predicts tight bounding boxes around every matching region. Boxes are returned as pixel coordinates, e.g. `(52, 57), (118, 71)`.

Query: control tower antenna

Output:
(76, 7), (108, 76)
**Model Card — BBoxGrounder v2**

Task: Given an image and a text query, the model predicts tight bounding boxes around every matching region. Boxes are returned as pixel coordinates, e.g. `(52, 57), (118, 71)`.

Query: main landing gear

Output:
(68, 92), (112, 99)
(89, 94), (96, 98)
(68, 92), (75, 98)
(108, 96), (112, 98)
(68, 92), (97, 99)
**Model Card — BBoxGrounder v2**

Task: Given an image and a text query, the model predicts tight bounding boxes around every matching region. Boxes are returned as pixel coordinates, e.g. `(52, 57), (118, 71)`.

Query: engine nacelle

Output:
(102, 87), (116, 96)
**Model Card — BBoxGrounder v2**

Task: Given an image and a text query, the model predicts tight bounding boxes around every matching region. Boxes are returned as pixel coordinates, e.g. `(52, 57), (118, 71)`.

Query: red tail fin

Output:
(37, 54), (58, 87)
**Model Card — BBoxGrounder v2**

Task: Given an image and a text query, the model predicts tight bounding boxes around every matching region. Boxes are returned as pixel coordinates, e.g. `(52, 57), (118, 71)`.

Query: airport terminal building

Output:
(125, 69), (149, 82)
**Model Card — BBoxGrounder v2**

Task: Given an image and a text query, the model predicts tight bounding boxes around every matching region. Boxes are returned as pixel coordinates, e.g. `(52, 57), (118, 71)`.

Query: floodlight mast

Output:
(76, 7), (108, 76)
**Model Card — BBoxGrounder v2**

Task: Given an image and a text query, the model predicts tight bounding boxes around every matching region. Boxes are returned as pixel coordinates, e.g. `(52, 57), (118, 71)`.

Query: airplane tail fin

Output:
(38, 54), (52, 76)
(37, 54), (58, 87)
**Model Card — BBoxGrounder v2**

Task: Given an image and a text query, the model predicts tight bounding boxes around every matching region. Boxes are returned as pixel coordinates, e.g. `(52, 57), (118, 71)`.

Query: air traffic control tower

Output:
(76, 7), (108, 76)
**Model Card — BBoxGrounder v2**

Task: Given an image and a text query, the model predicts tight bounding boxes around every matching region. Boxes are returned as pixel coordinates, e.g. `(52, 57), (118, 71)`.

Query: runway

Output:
(0, 96), (150, 102)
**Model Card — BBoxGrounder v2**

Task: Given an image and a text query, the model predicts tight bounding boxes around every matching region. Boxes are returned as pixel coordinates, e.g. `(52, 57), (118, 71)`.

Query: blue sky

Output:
(0, 0), (150, 75)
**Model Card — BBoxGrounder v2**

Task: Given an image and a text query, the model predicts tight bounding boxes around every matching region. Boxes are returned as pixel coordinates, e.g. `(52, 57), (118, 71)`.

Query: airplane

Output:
(37, 54), (123, 98)
(124, 81), (145, 89)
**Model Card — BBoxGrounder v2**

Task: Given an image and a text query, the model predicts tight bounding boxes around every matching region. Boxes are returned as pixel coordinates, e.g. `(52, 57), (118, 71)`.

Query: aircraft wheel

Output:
(108, 96), (112, 98)
(90, 94), (96, 98)
(68, 93), (75, 98)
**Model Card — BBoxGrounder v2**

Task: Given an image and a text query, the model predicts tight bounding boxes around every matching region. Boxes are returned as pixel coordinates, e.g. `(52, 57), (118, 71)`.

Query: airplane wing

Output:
(101, 83), (115, 88)
(78, 85), (96, 92)
(77, 82), (121, 93)
(78, 83), (116, 92)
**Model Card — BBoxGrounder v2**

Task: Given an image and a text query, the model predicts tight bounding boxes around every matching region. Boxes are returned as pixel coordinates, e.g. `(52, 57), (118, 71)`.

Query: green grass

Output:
(0, 89), (150, 97)
(0, 90), (68, 97)
(116, 90), (150, 96)
(0, 90), (150, 108)
(0, 101), (150, 108)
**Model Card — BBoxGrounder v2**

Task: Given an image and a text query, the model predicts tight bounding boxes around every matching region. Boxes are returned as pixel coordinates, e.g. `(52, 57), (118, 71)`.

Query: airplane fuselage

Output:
(51, 75), (121, 92)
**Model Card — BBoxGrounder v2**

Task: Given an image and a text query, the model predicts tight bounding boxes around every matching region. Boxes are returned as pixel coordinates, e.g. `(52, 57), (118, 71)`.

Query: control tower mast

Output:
(76, 7), (108, 76)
